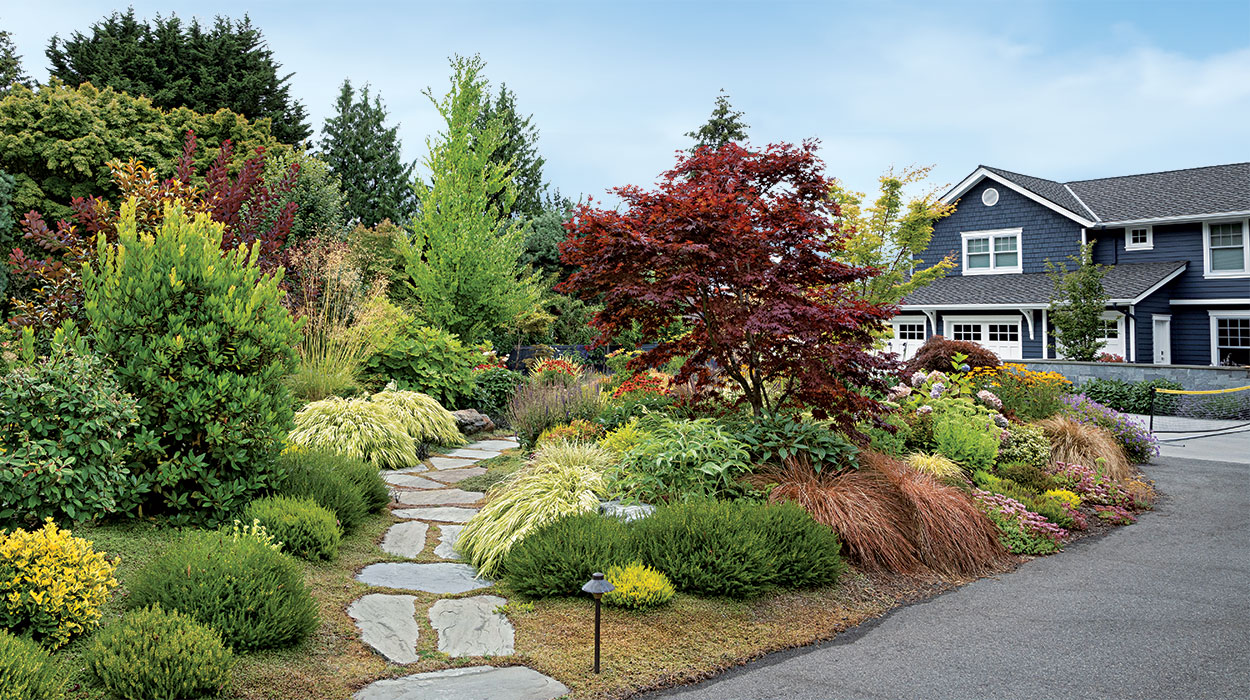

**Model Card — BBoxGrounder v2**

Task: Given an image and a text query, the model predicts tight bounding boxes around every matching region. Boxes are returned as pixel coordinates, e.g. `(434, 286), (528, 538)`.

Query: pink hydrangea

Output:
(910, 372), (927, 387)
(977, 389), (1003, 409)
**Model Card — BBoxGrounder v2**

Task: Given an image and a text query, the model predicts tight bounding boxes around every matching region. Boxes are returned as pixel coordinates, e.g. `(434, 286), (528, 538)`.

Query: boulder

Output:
(452, 409), (495, 435)
(600, 499), (655, 522)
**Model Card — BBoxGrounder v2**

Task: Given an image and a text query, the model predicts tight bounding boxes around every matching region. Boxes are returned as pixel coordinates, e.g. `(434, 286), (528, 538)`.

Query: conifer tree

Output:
(320, 79), (416, 227)
(0, 30), (28, 92)
(476, 84), (547, 218)
(686, 89), (749, 151)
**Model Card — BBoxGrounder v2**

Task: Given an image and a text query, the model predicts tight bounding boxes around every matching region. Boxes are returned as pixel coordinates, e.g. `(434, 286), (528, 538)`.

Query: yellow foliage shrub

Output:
(536, 419), (602, 447)
(597, 418), (649, 456)
(1043, 489), (1082, 509)
(0, 519), (118, 649)
(603, 561), (675, 611)
(904, 452), (964, 481)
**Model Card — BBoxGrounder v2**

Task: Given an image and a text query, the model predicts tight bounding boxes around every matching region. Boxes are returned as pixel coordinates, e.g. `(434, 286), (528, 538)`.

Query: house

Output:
(890, 162), (1250, 366)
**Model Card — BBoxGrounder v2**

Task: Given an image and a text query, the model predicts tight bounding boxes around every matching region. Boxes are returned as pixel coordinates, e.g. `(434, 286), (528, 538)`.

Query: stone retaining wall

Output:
(1018, 360), (1250, 391)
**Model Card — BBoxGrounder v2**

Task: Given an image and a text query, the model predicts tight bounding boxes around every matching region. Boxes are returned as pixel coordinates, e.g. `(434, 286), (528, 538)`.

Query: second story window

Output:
(1205, 219), (1249, 277)
(1125, 226), (1153, 251)
(961, 228), (1022, 275)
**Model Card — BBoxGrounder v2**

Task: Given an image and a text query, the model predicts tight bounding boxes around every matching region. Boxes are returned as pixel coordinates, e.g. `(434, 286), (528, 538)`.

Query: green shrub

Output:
(603, 562), (675, 611)
(904, 452), (964, 482)
(757, 502), (846, 589)
(336, 455), (390, 515)
(732, 413), (858, 472)
(508, 379), (604, 449)
(1080, 377), (1182, 415)
(932, 410), (999, 471)
(0, 630), (64, 700)
(127, 530), (319, 652)
(598, 418), (650, 456)
(537, 419), (602, 447)
(470, 366), (524, 421)
(86, 605), (233, 700)
(1029, 493), (1078, 529)
(862, 414), (911, 457)
(361, 320), (475, 408)
(997, 422), (1051, 470)
(82, 205), (299, 525)
(288, 397), (418, 469)
(243, 495), (340, 561)
(502, 512), (636, 598)
(634, 501), (777, 598)
(995, 462), (1059, 494)
(613, 416), (753, 503)
(276, 448), (371, 531)
(972, 470), (1039, 504)
(370, 388), (466, 447)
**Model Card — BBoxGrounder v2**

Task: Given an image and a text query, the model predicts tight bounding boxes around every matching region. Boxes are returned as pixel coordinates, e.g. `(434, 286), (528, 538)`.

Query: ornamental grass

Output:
(1036, 415), (1131, 482)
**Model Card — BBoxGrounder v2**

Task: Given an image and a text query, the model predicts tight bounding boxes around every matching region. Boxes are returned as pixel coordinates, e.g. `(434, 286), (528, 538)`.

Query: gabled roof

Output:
(901, 261), (1188, 307)
(942, 163), (1250, 226)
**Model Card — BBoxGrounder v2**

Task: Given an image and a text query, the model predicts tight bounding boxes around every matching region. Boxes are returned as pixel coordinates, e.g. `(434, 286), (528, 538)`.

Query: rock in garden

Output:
(452, 409), (495, 435)
(347, 594), (421, 665)
(381, 521), (428, 558)
(353, 665), (568, 700)
(428, 595), (514, 657)
(435, 525), (463, 560)
(392, 506), (478, 523)
(428, 457), (480, 470)
(396, 488), (484, 506)
(427, 467), (487, 484)
(384, 472), (445, 490)
(356, 562), (492, 594)
(600, 499), (655, 522)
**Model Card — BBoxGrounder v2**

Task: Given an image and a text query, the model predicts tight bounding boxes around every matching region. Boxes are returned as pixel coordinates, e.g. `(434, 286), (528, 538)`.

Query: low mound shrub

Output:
(1037, 415), (1131, 482)
(339, 456), (391, 515)
(612, 416), (753, 503)
(0, 519), (118, 648)
(756, 501), (847, 588)
(86, 605), (234, 700)
(603, 562), (675, 611)
(458, 442), (611, 578)
(243, 496), (341, 561)
(1045, 461), (1131, 506)
(127, 530), (319, 651)
(904, 336), (1000, 375)
(503, 513), (636, 598)
(972, 489), (1065, 555)
(598, 418), (649, 456)
(932, 410), (999, 471)
(995, 462), (1059, 493)
(0, 630), (64, 700)
(997, 421), (1052, 469)
(277, 448), (370, 532)
(904, 452), (964, 482)
(370, 388), (466, 447)
(288, 397), (418, 469)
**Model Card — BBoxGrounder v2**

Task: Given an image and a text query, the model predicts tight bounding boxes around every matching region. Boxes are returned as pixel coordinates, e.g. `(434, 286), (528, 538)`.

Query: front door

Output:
(1153, 315), (1171, 365)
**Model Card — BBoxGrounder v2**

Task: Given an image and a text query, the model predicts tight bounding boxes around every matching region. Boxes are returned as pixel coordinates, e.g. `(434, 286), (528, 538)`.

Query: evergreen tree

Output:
(46, 9), (310, 143)
(320, 79), (416, 227)
(0, 29), (28, 92)
(1047, 242), (1109, 361)
(397, 55), (541, 343)
(476, 84), (547, 218)
(686, 89), (749, 151)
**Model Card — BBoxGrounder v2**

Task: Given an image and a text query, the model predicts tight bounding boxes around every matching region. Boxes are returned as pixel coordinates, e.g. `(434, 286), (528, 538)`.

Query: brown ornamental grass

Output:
(1036, 415), (1131, 482)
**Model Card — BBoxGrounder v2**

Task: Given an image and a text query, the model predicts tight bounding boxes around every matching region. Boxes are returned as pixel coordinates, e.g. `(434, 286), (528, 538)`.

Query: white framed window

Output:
(944, 314), (1024, 359)
(1210, 311), (1250, 366)
(1203, 219), (1249, 278)
(886, 316), (927, 360)
(981, 188), (999, 206)
(961, 228), (1022, 275)
(1125, 226), (1153, 251)
(1096, 311), (1126, 359)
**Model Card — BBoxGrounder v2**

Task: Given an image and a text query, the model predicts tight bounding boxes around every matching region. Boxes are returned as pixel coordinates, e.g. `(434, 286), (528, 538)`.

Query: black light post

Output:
(582, 572), (615, 673)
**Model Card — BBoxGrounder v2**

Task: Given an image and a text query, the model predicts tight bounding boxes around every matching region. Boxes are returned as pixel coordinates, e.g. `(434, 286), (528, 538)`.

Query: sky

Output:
(4, 0), (1250, 205)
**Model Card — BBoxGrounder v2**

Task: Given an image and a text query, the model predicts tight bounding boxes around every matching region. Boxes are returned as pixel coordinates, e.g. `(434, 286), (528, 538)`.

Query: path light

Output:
(582, 572), (615, 673)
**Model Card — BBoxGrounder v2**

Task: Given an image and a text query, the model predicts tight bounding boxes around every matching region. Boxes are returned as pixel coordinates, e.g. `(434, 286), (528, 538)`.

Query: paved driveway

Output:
(641, 454), (1250, 700)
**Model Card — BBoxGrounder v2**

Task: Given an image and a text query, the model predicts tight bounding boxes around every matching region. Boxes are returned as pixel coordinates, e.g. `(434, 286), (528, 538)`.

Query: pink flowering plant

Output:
(973, 489), (1067, 555)
(1044, 461), (1131, 506)
(1094, 505), (1137, 525)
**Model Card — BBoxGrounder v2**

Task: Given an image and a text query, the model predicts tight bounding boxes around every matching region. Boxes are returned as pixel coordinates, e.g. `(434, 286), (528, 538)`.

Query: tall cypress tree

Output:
(686, 89), (749, 151)
(319, 79), (416, 227)
(476, 84), (547, 219)
(46, 9), (310, 143)
(0, 30), (28, 92)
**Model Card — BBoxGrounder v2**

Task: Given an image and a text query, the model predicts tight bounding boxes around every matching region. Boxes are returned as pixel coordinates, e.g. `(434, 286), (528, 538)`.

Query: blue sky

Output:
(5, 0), (1250, 204)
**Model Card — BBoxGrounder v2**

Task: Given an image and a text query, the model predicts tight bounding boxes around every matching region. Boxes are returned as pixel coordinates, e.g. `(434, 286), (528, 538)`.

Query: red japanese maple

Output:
(558, 141), (897, 426)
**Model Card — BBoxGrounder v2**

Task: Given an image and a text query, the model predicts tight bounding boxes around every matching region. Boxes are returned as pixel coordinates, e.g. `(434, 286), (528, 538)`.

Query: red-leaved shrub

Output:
(903, 335), (1001, 376)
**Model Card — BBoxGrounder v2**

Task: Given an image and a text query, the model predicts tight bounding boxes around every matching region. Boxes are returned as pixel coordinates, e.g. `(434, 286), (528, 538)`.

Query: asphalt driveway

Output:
(641, 453), (1250, 700)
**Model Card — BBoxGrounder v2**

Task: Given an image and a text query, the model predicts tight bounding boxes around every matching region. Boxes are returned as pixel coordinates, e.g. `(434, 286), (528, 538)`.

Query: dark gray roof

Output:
(978, 163), (1250, 224)
(901, 261), (1187, 306)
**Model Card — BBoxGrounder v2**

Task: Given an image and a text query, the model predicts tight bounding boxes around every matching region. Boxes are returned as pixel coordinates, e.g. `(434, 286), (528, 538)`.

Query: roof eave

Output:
(940, 167), (1097, 228)
(1097, 211), (1250, 227)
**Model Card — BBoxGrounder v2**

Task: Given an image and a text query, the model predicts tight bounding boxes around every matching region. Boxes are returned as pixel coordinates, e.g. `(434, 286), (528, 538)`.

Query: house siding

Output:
(1089, 224), (1249, 299)
(934, 310), (1042, 360)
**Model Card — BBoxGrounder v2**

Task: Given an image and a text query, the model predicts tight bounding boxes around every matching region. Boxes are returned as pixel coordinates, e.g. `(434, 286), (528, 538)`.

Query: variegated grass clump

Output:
(457, 441), (613, 578)
(288, 397), (418, 469)
(904, 452), (965, 483)
(371, 388), (466, 447)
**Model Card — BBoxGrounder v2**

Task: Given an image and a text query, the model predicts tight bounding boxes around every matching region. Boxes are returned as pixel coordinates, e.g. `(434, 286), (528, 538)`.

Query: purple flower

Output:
(929, 382), (946, 399)
(993, 413), (1009, 429)
(910, 372), (926, 387)
(960, 364), (972, 372)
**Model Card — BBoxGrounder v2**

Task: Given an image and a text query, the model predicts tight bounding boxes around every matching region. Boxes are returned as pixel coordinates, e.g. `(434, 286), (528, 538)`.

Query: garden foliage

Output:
(470, 365), (524, 421)
(931, 410), (1000, 471)
(320, 79), (417, 226)
(997, 421), (1053, 470)
(86, 605), (234, 700)
(275, 448), (375, 532)
(503, 512), (637, 598)
(537, 419), (602, 447)
(967, 364), (1072, 420)
(371, 388), (466, 447)
(612, 416), (754, 503)
(1037, 415), (1131, 482)
(508, 379), (603, 449)
(1059, 394), (1159, 465)
(361, 320), (476, 408)
(903, 452), (964, 483)
(0, 630), (64, 700)
(731, 413), (858, 473)
(243, 495), (341, 561)
(1078, 377), (1182, 415)
(603, 562), (675, 611)
(289, 397), (418, 469)
(903, 336), (1000, 375)
(127, 530), (319, 651)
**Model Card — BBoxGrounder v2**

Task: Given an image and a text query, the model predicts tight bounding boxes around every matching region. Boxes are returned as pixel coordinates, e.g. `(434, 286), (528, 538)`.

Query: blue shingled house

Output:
(890, 163), (1250, 366)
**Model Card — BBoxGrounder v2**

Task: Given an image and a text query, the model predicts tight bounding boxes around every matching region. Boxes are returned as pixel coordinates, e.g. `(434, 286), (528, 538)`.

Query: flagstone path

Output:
(349, 436), (569, 700)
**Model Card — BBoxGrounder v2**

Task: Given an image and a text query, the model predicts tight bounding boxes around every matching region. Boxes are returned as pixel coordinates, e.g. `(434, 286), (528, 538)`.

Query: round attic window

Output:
(982, 188), (1000, 206)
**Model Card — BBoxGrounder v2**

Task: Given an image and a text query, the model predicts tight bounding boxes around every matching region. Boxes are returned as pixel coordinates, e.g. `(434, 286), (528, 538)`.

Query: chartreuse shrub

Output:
(370, 388), (465, 447)
(0, 519), (118, 649)
(0, 630), (64, 700)
(537, 419), (602, 447)
(127, 530), (318, 651)
(243, 496), (340, 561)
(997, 421), (1052, 470)
(360, 308), (476, 408)
(0, 333), (139, 524)
(86, 605), (234, 700)
(288, 397), (418, 469)
(81, 203), (299, 525)
(612, 416), (753, 503)
(502, 512), (635, 598)
(603, 562), (675, 611)
(598, 417), (649, 456)
(458, 442), (612, 578)
(904, 452), (964, 482)
(932, 409), (999, 471)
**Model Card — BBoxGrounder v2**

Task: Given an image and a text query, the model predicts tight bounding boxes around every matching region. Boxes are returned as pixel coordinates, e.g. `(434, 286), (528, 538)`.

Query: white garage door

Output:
(887, 318), (927, 359)
(947, 317), (1022, 359)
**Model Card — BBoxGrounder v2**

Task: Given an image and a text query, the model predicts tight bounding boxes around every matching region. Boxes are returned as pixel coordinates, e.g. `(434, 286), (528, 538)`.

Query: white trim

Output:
(1041, 308), (1049, 359)
(1209, 310), (1250, 366)
(942, 314), (1025, 359)
(1064, 184), (1101, 222)
(1126, 306), (1135, 362)
(1102, 209), (1250, 227)
(1152, 314), (1172, 365)
(961, 228), (1023, 276)
(1125, 225), (1154, 251)
(981, 188), (999, 206)
(1081, 227), (1087, 246)
(1108, 263), (1187, 305)
(940, 167), (1097, 227)
(1171, 298), (1250, 306)
(902, 303), (1050, 311)
(921, 309), (938, 332)
(1202, 218), (1250, 279)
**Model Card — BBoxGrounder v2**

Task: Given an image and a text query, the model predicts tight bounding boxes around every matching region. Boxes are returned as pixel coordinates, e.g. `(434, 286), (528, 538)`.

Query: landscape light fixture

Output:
(581, 572), (615, 673)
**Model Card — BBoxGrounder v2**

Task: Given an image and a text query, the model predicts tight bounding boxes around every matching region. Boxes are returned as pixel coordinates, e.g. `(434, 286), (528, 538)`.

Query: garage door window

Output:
(952, 324), (982, 342)
(988, 324), (1019, 343)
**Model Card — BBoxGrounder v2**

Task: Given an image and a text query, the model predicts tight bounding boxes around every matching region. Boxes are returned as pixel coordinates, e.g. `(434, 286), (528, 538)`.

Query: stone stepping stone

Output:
(347, 594), (421, 665)
(429, 595), (514, 657)
(444, 448), (501, 460)
(356, 562), (492, 594)
(427, 467), (487, 484)
(384, 473), (445, 490)
(396, 488), (483, 506)
(381, 521), (428, 558)
(429, 456), (480, 470)
(466, 439), (519, 451)
(353, 665), (568, 700)
(392, 506), (478, 523)
(435, 524), (463, 560)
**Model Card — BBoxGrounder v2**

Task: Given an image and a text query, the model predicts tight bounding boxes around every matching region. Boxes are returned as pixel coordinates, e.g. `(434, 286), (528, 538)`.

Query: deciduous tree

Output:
(1047, 242), (1108, 361)
(320, 79), (416, 227)
(559, 141), (895, 425)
